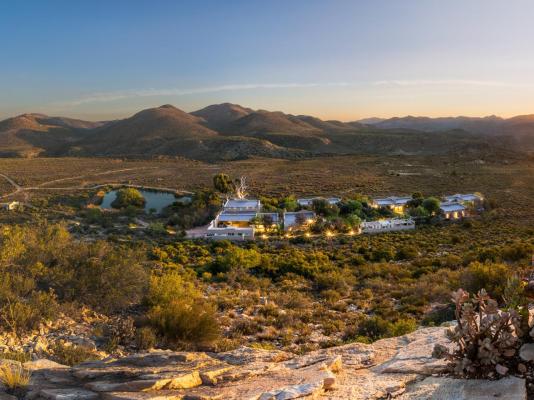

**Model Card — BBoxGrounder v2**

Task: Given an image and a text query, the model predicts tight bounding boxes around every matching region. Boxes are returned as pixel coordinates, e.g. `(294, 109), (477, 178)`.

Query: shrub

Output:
(148, 300), (220, 347)
(0, 352), (31, 363)
(111, 188), (145, 209)
(460, 262), (510, 300)
(135, 326), (157, 350)
(48, 343), (99, 366)
(0, 364), (31, 392)
(438, 289), (522, 377)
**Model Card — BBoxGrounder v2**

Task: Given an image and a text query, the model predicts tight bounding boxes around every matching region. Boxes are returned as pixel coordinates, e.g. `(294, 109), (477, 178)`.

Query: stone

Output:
(199, 365), (235, 385)
(519, 343), (534, 362)
(375, 327), (453, 375)
(23, 359), (69, 371)
(39, 388), (99, 400)
(0, 394), (17, 400)
(496, 363), (508, 375)
(85, 371), (202, 392)
(518, 363), (527, 373)
(399, 376), (526, 400)
(213, 346), (293, 365)
(258, 381), (324, 400)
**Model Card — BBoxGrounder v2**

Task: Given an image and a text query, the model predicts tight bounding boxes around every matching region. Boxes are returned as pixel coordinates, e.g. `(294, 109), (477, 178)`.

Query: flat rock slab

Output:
(374, 327), (453, 375)
(399, 376), (526, 400)
(39, 388), (99, 400)
(24, 359), (69, 371)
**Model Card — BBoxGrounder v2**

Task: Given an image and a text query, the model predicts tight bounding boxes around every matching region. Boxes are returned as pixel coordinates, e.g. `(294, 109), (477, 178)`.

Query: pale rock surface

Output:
(0, 325), (528, 400)
(398, 376), (526, 400)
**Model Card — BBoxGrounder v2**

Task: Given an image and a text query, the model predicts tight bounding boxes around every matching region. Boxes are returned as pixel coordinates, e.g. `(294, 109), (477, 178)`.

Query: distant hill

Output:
(0, 104), (532, 161)
(191, 103), (252, 131)
(0, 113), (102, 157)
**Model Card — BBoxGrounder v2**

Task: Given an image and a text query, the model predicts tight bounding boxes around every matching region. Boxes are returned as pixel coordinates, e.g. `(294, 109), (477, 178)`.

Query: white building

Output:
(371, 196), (412, 214)
(223, 198), (261, 212)
(361, 218), (415, 234)
(444, 193), (484, 207)
(440, 202), (466, 220)
(297, 197), (341, 207)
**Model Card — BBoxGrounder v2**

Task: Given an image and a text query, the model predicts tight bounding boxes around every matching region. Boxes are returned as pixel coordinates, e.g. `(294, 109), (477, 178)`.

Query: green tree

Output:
(213, 173), (234, 194)
(111, 188), (145, 209)
(422, 197), (441, 215)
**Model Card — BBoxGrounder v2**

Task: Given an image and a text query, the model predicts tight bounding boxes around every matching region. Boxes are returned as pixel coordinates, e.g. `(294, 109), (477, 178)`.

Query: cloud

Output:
(58, 82), (351, 107)
(372, 79), (518, 87)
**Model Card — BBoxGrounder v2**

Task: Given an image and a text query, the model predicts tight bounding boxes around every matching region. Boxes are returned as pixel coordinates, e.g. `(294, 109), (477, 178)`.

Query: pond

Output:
(100, 189), (178, 214)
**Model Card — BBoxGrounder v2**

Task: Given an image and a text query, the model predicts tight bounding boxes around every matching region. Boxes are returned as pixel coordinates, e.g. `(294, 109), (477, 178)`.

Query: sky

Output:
(1, 0), (534, 121)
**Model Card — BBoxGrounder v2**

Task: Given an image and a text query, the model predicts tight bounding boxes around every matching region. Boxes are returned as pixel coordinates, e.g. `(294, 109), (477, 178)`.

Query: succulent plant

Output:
(441, 288), (522, 377)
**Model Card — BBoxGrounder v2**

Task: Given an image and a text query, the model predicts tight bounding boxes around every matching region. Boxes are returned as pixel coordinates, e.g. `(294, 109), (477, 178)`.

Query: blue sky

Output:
(1, 0), (534, 120)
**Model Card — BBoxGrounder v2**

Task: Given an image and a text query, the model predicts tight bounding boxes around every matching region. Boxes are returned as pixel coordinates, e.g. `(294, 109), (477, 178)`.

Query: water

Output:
(100, 189), (178, 214)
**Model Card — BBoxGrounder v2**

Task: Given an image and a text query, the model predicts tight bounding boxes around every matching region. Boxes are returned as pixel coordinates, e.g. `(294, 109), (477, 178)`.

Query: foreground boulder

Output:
(0, 326), (527, 399)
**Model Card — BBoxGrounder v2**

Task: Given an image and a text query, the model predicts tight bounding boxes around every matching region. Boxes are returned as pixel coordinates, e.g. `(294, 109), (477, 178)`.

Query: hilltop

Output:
(0, 104), (532, 160)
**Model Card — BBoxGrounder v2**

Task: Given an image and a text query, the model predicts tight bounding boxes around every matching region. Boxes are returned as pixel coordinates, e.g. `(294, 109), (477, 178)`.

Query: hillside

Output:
(0, 104), (532, 161)
(0, 113), (101, 157)
(191, 102), (253, 131)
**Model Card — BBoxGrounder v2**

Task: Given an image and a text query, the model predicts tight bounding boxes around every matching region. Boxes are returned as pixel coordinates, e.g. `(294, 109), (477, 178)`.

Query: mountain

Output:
(0, 113), (101, 157)
(71, 105), (309, 161)
(0, 105), (532, 161)
(356, 117), (386, 125)
(366, 115), (505, 134)
(191, 103), (252, 131)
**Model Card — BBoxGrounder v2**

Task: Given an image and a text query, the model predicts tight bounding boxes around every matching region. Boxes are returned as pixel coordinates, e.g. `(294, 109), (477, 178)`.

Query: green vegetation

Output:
(111, 188), (146, 209)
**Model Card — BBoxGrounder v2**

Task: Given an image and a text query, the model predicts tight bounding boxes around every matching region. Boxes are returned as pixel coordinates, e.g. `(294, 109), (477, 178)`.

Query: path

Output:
(0, 170), (193, 200)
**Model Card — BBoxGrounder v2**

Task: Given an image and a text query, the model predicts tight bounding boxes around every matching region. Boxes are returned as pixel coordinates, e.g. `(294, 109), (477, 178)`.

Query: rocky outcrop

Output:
(0, 326), (527, 399)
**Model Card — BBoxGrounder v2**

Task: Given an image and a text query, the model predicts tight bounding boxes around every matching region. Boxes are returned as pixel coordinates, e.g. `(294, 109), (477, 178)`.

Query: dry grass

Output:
(0, 363), (31, 390)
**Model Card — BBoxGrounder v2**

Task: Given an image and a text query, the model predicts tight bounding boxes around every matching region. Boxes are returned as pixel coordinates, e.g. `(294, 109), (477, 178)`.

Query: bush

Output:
(148, 300), (220, 347)
(135, 326), (157, 350)
(460, 262), (510, 300)
(111, 188), (145, 209)
(48, 343), (99, 366)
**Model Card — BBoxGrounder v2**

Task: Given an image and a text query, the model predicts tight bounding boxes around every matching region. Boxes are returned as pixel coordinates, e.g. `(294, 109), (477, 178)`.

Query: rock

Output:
(376, 327), (453, 375)
(496, 363), (508, 375)
(213, 346), (293, 365)
(39, 388), (99, 400)
(399, 376), (526, 400)
(519, 343), (534, 362)
(0, 394), (17, 400)
(258, 381), (324, 400)
(66, 337), (97, 351)
(518, 363), (527, 373)
(85, 371), (202, 392)
(23, 359), (69, 371)
(199, 366), (235, 386)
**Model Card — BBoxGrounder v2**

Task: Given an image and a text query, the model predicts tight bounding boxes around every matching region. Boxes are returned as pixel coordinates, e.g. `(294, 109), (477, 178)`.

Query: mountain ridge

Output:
(0, 104), (532, 160)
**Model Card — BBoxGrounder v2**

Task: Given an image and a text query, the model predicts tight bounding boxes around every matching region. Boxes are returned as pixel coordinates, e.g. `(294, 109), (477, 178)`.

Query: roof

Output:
(223, 198), (261, 209)
(217, 211), (257, 222)
(444, 193), (482, 202)
(440, 202), (466, 212)
(374, 196), (412, 206)
(297, 197), (341, 205)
